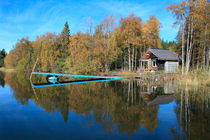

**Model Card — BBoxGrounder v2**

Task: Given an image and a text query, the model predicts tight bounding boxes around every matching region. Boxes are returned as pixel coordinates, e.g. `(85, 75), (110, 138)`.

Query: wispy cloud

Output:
(85, 0), (178, 41)
(0, 0), (178, 52)
(93, 1), (149, 15)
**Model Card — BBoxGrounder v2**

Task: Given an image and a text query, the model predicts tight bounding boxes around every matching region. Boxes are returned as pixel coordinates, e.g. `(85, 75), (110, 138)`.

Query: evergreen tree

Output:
(0, 49), (7, 67)
(60, 21), (70, 58)
(55, 21), (71, 73)
(160, 40), (178, 51)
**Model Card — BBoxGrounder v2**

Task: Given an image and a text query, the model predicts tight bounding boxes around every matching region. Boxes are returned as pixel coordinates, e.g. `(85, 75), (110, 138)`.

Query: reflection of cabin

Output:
(140, 84), (175, 106)
(164, 83), (176, 94)
(139, 48), (180, 73)
(146, 95), (175, 106)
(141, 93), (175, 106)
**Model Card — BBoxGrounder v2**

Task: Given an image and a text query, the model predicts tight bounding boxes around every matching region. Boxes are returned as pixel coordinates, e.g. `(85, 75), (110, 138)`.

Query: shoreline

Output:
(106, 71), (210, 87)
(1, 68), (209, 87)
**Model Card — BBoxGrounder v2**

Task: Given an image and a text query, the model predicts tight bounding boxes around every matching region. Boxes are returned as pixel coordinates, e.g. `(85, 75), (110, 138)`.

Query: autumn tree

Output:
(146, 15), (161, 49)
(35, 33), (61, 72)
(194, 0), (210, 71)
(117, 14), (142, 71)
(167, 0), (188, 74)
(66, 32), (102, 74)
(168, 0), (210, 74)
(4, 37), (33, 70)
(94, 15), (120, 72)
(4, 15), (162, 73)
(140, 16), (161, 59)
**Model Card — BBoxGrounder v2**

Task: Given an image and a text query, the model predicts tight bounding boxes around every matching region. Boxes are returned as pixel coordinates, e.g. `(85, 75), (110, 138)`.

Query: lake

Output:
(0, 72), (209, 140)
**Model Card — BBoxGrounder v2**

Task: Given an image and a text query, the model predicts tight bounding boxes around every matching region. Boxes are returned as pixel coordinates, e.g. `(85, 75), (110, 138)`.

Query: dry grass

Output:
(98, 71), (140, 77)
(114, 71), (140, 76)
(108, 70), (210, 87)
(175, 70), (210, 86)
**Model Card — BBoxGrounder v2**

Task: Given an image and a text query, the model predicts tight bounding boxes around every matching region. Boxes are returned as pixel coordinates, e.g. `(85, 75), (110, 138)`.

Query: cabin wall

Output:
(164, 61), (179, 73)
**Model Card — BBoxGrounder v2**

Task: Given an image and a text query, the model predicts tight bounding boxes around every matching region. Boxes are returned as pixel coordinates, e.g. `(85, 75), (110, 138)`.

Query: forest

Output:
(167, 0), (209, 74)
(3, 0), (209, 74)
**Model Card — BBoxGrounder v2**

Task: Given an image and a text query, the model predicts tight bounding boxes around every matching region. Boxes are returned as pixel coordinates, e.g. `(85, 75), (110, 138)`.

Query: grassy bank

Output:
(174, 70), (210, 87)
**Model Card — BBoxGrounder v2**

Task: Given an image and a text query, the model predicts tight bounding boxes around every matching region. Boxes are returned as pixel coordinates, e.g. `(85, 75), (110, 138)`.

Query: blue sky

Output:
(0, 0), (180, 52)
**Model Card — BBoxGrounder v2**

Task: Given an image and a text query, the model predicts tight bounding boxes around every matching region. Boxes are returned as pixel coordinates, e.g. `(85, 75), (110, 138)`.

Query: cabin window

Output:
(152, 60), (157, 67)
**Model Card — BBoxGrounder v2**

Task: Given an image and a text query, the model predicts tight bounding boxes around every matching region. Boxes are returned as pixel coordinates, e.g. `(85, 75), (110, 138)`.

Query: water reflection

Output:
(2, 72), (210, 139)
(0, 71), (5, 87)
(32, 79), (119, 88)
(174, 86), (210, 139)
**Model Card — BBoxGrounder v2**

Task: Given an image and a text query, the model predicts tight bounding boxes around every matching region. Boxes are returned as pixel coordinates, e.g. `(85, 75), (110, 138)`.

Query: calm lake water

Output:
(0, 72), (209, 140)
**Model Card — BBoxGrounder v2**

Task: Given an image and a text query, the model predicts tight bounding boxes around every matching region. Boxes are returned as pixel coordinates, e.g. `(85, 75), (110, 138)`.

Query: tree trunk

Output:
(197, 43), (201, 71)
(206, 47), (209, 72)
(182, 21), (185, 75)
(135, 47), (137, 71)
(124, 54), (126, 71)
(132, 45), (134, 71)
(105, 63), (109, 73)
(186, 23), (190, 74)
(203, 24), (208, 71)
(186, 22), (194, 74)
(128, 45), (131, 72)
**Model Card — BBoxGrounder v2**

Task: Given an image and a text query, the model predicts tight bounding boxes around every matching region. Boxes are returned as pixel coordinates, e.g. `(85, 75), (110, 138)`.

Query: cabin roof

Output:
(141, 48), (179, 61)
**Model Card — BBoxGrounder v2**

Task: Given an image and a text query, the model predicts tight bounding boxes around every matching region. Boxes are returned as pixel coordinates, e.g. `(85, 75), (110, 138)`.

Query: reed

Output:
(175, 69), (210, 86)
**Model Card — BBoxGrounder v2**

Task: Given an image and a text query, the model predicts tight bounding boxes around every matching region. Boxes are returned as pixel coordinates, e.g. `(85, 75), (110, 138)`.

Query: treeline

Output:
(4, 14), (161, 74)
(167, 0), (209, 74)
(0, 49), (6, 67)
(5, 0), (208, 74)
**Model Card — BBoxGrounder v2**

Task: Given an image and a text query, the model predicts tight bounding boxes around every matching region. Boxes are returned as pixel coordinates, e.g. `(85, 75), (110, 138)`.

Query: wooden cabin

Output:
(139, 48), (179, 73)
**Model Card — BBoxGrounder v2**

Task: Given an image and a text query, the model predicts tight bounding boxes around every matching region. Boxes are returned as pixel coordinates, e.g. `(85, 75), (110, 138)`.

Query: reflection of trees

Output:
(0, 71), (5, 87)
(4, 72), (34, 105)
(174, 86), (210, 140)
(140, 106), (159, 133)
(4, 72), (210, 138)
(35, 86), (70, 122)
(5, 73), (160, 137)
